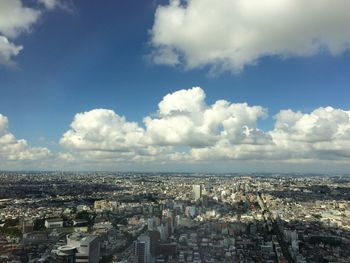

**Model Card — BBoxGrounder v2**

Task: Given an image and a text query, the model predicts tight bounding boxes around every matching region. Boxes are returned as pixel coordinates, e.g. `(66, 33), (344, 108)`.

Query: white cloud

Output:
(0, 0), (41, 66)
(150, 0), (350, 72)
(191, 141), (277, 161)
(0, 86), (340, 171)
(192, 106), (350, 162)
(0, 114), (8, 131)
(0, 0), (68, 67)
(270, 107), (350, 159)
(60, 109), (146, 152)
(38, 0), (73, 12)
(59, 88), (270, 165)
(158, 87), (205, 116)
(0, 36), (23, 67)
(0, 114), (51, 162)
(59, 88), (350, 166)
(59, 109), (177, 167)
(151, 47), (180, 65)
(38, 0), (58, 10)
(144, 87), (267, 147)
(0, 0), (40, 38)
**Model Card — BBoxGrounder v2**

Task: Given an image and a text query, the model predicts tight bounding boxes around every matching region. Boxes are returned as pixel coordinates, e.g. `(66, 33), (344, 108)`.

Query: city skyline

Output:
(1, 0), (350, 172)
(1, 171), (349, 262)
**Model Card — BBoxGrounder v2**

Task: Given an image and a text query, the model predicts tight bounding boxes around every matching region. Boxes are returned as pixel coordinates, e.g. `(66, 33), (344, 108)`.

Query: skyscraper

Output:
(134, 235), (152, 263)
(193, 184), (202, 201)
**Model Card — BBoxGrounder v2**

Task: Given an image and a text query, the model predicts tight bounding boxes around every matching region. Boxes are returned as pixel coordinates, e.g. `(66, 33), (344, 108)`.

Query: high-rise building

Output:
(67, 233), (100, 263)
(134, 235), (152, 263)
(148, 231), (160, 257)
(193, 184), (202, 201)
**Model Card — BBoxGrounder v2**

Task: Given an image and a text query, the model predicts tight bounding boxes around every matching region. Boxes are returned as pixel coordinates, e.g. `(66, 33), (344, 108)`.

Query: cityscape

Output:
(0, 172), (349, 262)
(2, 0), (350, 262)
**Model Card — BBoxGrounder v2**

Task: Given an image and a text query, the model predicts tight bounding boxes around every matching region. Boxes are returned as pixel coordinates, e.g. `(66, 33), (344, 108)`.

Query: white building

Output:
(45, 218), (63, 229)
(193, 185), (202, 201)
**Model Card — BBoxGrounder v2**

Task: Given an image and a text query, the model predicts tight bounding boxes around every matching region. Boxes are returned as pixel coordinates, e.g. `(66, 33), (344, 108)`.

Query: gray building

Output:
(134, 235), (152, 263)
(67, 233), (100, 263)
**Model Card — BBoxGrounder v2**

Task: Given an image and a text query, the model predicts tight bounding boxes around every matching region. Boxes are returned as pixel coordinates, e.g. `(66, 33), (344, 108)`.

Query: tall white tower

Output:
(193, 184), (202, 201)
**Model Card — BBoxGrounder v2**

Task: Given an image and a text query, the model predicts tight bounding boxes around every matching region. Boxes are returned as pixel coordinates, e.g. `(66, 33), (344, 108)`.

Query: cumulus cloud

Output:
(1, 88), (348, 170)
(191, 141), (277, 161)
(150, 0), (350, 72)
(59, 108), (173, 165)
(0, 114), (50, 162)
(271, 107), (350, 160)
(59, 87), (350, 168)
(60, 88), (269, 163)
(143, 87), (267, 147)
(60, 109), (145, 152)
(193, 106), (350, 162)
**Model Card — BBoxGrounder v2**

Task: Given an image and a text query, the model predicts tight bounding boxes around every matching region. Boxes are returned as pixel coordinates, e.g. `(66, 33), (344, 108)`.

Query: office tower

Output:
(193, 184), (202, 201)
(134, 235), (152, 263)
(148, 231), (160, 257)
(67, 233), (100, 263)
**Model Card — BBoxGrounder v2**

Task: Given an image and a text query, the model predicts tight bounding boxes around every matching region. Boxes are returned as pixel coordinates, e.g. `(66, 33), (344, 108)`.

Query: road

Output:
(258, 192), (295, 263)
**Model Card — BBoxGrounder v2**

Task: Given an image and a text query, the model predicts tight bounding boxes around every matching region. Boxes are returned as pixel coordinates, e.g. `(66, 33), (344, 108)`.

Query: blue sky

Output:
(1, 0), (350, 172)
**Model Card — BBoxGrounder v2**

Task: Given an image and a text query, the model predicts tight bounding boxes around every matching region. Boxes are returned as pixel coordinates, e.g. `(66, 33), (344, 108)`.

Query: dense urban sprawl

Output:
(0, 172), (350, 263)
